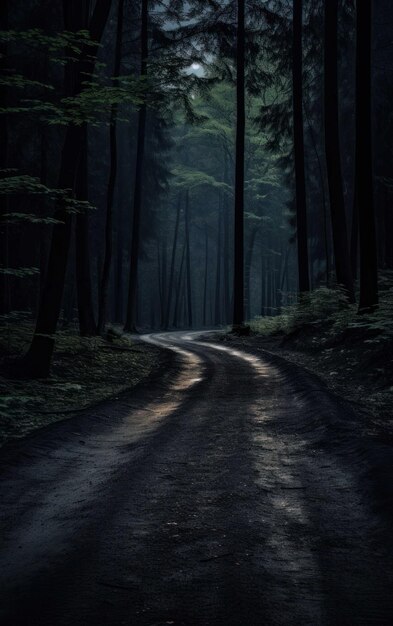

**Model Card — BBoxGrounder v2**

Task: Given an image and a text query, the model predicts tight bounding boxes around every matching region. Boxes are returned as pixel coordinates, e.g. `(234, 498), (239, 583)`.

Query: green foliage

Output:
(2, 213), (62, 225)
(251, 287), (353, 334)
(0, 27), (147, 127)
(172, 166), (232, 195)
(251, 281), (393, 346)
(0, 28), (97, 58)
(0, 78), (145, 126)
(0, 267), (40, 278)
(0, 171), (96, 215)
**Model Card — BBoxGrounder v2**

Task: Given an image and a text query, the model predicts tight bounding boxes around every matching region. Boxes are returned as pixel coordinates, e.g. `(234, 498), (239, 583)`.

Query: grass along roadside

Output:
(0, 322), (161, 447)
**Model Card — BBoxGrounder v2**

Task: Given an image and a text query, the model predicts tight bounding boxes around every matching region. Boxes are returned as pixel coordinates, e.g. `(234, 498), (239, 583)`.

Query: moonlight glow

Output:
(191, 62), (201, 70)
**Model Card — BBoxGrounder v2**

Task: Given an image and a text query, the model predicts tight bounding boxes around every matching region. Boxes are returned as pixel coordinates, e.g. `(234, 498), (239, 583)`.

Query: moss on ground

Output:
(0, 323), (160, 446)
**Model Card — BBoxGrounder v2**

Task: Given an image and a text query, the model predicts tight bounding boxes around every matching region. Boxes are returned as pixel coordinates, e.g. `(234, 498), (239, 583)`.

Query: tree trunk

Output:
(164, 194), (181, 329)
(203, 224), (209, 326)
(324, 0), (355, 301)
(355, 0), (378, 312)
(304, 103), (330, 286)
(260, 245), (266, 317)
(173, 245), (185, 329)
(75, 0), (97, 337)
(98, 0), (124, 334)
(124, 0), (148, 332)
(222, 155), (230, 324)
(266, 264), (272, 316)
(245, 227), (258, 321)
(232, 0), (245, 329)
(0, 0), (10, 315)
(75, 126), (97, 336)
(161, 235), (167, 328)
(350, 190), (358, 279)
(184, 190), (193, 328)
(214, 193), (222, 325)
(292, 0), (310, 293)
(23, 0), (113, 377)
(384, 186), (393, 269)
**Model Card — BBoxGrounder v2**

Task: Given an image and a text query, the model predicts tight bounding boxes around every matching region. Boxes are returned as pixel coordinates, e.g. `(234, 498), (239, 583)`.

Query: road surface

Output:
(0, 331), (392, 625)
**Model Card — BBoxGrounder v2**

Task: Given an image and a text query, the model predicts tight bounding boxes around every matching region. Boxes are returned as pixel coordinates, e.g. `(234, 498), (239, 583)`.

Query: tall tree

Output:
(184, 189), (193, 327)
(232, 0), (245, 329)
(292, 0), (310, 293)
(124, 0), (148, 332)
(355, 0), (378, 312)
(324, 0), (354, 301)
(164, 193), (181, 329)
(98, 0), (124, 335)
(0, 0), (9, 315)
(75, 126), (97, 336)
(23, 0), (113, 377)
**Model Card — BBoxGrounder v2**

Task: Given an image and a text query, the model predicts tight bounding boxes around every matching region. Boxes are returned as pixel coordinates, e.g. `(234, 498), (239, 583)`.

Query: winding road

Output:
(1, 331), (392, 625)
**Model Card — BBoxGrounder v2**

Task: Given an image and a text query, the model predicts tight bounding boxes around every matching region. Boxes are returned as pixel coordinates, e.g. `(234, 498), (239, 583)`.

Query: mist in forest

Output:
(1, 0), (391, 379)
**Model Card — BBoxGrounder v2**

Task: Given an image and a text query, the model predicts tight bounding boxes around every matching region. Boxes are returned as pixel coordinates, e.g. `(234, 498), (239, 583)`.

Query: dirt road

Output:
(1, 331), (392, 625)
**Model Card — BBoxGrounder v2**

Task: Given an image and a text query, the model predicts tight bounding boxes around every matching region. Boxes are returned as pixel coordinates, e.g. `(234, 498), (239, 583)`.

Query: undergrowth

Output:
(251, 277), (393, 349)
(0, 320), (159, 446)
(247, 275), (393, 426)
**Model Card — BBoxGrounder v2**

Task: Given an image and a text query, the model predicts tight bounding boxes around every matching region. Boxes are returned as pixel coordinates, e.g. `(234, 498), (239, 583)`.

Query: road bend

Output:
(0, 331), (392, 625)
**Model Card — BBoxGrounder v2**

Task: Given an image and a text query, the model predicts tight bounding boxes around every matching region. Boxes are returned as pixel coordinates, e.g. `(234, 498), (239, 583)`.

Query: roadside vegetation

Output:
(0, 320), (160, 446)
(243, 274), (393, 429)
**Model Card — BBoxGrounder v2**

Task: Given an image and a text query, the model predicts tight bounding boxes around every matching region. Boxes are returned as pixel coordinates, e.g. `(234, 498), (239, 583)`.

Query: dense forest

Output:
(1, 0), (392, 375)
(1, 2), (393, 625)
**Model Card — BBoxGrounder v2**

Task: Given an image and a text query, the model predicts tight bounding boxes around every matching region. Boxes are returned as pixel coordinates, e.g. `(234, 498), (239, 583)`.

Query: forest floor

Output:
(0, 322), (162, 446)
(218, 327), (393, 441)
(1, 330), (393, 625)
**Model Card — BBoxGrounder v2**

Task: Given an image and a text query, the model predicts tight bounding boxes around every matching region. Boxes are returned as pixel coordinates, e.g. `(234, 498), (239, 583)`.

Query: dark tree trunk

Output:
(124, 0), (148, 332)
(260, 244), (266, 317)
(266, 264), (272, 316)
(355, 0), (378, 312)
(245, 227), (258, 321)
(280, 246), (290, 295)
(304, 103), (330, 286)
(156, 240), (163, 320)
(203, 224), (209, 327)
(115, 220), (124, 323)
(324, 0), (355, 301)
(222, 162), (230, 323)
(292, 0), (310, 293)
(0, 0), (10, 315)
(214, 194), (222, 326)
(23, 0), (113, 377)
(232, 0), (245, 329)
(98, 0), (124, 335)
(161, 235), (167, 328)
(75, 126), (97, 336)
(164, 194), (181, 329)
(275, 245), (284, 314)
(173, 245), (185, 329)
(184, 190), (193, 328)
(384, 187), (393, 269)
(350, 191), (358, 279)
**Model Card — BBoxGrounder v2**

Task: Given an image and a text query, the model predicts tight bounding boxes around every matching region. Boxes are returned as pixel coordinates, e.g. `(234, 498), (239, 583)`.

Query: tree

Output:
(98, 0), (124, 335)
(324, 0), (354, 301)
(232, 0), (246, 329)
(124, 0), (148, 333)
(0, 0), (9, 315)
(23, 0), (113, 377)
(355, 0), (378, 312)
(292, 0), (310, 293)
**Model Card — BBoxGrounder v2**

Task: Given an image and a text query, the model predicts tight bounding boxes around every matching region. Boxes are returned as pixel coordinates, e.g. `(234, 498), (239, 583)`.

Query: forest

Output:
(1, 1), (393, 625)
